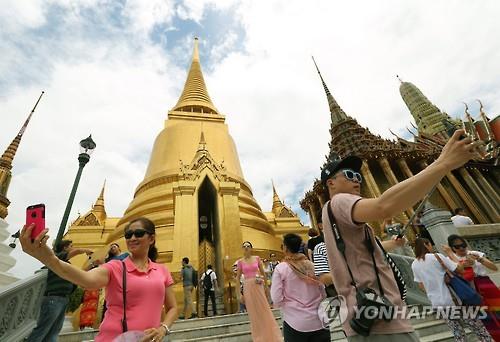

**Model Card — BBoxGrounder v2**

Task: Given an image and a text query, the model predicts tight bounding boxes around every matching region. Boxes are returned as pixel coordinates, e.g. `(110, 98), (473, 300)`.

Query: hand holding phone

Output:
(26, 204), (45, 240)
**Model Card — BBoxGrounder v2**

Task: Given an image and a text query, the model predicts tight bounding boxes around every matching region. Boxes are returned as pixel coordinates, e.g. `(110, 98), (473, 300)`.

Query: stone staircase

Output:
(197, 291), (225, 317)
(58, 306), (480, 342)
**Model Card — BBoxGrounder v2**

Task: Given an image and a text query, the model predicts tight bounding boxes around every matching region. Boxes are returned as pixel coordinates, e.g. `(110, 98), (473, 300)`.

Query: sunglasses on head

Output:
(124, 228), (149, 239)
(338, 169), (362, 183)
(452, 243), (467, 249)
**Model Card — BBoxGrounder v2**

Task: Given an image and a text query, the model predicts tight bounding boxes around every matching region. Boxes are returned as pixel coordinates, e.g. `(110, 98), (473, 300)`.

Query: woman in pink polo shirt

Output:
(271, 233), (329, 342)
(20, 217), (177, 342)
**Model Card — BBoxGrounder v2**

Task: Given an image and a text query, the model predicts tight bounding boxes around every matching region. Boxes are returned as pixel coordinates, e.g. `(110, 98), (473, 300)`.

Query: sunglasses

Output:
(242, 244), (251, 248)
(124, 228), (149, 239)
(338, 169), (362, 183)
(452, 243), (467, 249)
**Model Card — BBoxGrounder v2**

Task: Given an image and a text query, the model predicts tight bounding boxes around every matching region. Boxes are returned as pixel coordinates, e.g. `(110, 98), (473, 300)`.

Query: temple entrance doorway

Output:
(197, 177), (222, 315)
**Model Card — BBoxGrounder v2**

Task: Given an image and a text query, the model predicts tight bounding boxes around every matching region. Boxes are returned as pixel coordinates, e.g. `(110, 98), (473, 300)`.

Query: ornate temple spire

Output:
(0, 91), (44, 219)
(198, 130), (207, 151)
(398, 78), (447, 136)
(272, 180), (284, 213)
(312, 56), (348, 125)
(172, 37), (219, 115)
(92, 180), (107, 222)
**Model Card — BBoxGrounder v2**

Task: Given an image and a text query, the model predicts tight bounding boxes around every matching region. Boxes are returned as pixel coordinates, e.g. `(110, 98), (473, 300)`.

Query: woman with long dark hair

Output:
(412, 238), (492, 341)
(235, 241), (282, 342)
(20, 217), (177, 342)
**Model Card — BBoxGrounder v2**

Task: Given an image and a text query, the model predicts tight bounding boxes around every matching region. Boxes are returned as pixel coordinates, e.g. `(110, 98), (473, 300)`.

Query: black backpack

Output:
(203, 271), (213, 290)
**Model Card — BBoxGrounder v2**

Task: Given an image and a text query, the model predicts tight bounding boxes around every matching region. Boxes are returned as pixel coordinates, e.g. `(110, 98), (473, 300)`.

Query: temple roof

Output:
(172, 38), (219, 114)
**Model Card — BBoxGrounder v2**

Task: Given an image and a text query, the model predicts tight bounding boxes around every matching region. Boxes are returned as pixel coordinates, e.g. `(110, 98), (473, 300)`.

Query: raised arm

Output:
(352, 131), (482, 223)
(20, 225), (109, 289)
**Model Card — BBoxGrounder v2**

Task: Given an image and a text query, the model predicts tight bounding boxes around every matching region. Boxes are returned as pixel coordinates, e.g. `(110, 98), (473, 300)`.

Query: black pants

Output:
(283, 321), (331, 342)
(204, 289), (217, 316)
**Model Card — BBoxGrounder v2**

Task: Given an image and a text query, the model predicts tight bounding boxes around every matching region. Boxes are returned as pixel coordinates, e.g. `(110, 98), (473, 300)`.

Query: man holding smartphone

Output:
(26, 240), (93, 342)
(321, 130), (482, 341)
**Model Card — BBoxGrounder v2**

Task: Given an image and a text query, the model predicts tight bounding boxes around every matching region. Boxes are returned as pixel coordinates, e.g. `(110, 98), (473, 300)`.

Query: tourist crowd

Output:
(19, 128), (498, 341)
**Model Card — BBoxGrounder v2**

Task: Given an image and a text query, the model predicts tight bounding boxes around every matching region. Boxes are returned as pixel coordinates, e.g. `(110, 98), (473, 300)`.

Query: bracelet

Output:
(161, 323), (171, 335)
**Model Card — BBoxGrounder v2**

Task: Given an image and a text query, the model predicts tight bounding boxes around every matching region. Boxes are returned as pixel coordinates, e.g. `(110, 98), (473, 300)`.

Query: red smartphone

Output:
(26, 204), (45, 240)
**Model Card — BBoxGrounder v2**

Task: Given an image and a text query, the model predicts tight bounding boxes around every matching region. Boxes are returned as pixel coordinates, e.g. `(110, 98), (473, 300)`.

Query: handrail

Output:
(0, 270), (48, 342)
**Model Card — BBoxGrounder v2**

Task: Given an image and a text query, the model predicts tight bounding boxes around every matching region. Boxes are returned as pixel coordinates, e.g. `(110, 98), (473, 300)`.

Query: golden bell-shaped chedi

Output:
(64, 38), (307, 314)
(107, 37), (282, 271)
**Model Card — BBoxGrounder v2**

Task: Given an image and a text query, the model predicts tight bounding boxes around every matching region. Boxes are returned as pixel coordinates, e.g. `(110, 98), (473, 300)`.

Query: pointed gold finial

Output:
(193, 37), (200, 62)
(198, 130), (207, 151)
(1, 91), (44, 169)
(271, 180), (283, 213)
(172, 38), (218, 114)
(92, 180), (107, 221)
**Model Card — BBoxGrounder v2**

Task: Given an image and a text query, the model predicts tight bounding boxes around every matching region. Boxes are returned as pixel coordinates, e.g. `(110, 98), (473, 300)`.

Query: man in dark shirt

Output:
(307, 213), (324, 261)
(26, 240), (92, 342)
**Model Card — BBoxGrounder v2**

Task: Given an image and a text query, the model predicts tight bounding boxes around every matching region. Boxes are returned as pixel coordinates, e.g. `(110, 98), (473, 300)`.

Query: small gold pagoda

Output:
(64, 38), (307, 313)
(300, 61), (499, 237)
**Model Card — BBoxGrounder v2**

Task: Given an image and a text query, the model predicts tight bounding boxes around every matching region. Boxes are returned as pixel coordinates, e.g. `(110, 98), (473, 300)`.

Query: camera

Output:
(350, 288), (393, 336)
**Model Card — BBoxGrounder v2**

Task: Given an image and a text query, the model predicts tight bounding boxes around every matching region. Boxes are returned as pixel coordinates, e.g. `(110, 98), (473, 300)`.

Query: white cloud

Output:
(2, 0), (500, 278)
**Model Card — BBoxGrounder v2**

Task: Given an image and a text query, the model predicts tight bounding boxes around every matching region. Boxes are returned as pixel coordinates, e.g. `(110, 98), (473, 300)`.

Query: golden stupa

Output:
(63, 38), (307, 313)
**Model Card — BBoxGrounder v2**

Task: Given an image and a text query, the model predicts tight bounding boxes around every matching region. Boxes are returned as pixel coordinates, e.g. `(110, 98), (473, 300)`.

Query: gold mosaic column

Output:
(402, 159), (458, 211)
(378, 158), (412, 218)
(308, 203), (318, 229)
(316, 193), (326, 207)
(361, 160), (382, 197)
(417, 161), (487, 223)
(360, 160), (384, 236)
(470, 168), (500, 209)
(457, 168), (499, 222)
(220, 181), (243, 314)
(446, 172), (488, 224)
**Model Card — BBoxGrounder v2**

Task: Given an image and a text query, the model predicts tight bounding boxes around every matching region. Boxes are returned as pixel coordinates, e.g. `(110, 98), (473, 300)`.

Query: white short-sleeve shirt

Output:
(412, 253), (458, 307)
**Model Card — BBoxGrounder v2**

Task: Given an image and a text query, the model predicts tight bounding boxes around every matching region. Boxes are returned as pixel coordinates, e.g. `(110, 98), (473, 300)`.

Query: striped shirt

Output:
(313, 242), (330, 276)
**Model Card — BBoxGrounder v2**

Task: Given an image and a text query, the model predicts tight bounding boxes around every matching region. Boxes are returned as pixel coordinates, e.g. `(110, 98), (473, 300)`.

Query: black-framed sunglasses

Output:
(124, 228), (149, 239)
(339, 169), (362, 183)
(452, 243), (467, 249)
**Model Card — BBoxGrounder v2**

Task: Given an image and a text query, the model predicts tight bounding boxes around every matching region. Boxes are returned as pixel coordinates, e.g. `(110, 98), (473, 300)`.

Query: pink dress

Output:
(238, 256), (282, 342)
(96, 257), (174, 341)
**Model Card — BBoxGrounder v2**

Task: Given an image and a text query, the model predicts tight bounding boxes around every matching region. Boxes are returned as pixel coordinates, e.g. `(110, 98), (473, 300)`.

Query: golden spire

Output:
(272, 180), (284, 214)
(0, 91), (44, 219)
(0, 91), (44, 170)
(198, 130), (207, 151)
(172, 38), (219, 114)
(312, 56), (347, 125)
(92, 180), (107, 221)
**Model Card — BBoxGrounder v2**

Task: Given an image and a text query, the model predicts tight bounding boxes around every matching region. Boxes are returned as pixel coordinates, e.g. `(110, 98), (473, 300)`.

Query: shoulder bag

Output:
(434, 253), (482, 306)
(121, 261), (128, 332)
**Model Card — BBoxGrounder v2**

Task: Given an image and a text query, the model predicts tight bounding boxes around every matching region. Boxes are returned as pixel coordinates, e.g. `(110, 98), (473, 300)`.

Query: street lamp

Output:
(54, 135), (96, 248)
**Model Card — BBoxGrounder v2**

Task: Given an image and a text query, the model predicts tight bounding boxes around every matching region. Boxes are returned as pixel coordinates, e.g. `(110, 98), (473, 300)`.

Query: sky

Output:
(1, 0), (499, 278)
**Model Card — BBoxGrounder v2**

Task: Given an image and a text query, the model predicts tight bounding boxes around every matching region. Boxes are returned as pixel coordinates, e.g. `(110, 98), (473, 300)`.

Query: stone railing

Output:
(0, 270), (47, 342)
(388, 253), (431, 305)
(457, 223), (500, 262)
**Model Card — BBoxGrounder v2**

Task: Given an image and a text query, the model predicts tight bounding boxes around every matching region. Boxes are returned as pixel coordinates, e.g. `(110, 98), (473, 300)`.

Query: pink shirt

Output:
(95, 257), (174, 341)
(270, 262), (326, 332)
(238, 256), (260, 278)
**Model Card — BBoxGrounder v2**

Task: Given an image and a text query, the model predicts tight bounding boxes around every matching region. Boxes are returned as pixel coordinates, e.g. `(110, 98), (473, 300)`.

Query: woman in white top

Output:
(412, 238), (492, 342)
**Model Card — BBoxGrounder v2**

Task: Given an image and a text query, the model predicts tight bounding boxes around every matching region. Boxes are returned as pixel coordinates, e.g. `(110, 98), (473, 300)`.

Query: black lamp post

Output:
(54, 135), (96, 249)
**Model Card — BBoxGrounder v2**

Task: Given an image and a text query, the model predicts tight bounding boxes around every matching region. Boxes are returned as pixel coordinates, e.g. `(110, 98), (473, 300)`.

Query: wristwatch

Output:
(161, 323), (171, 335)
